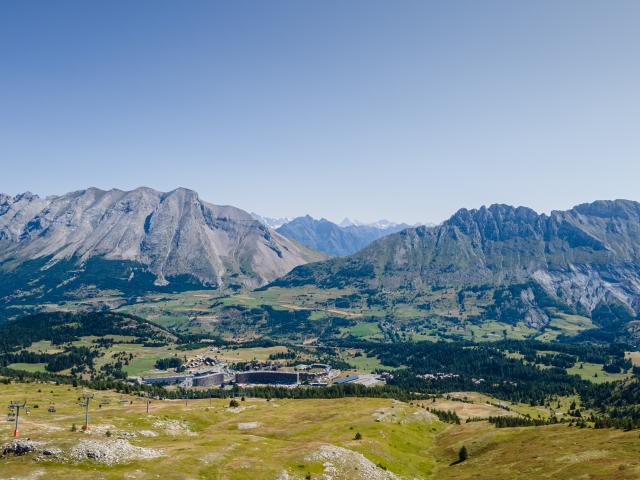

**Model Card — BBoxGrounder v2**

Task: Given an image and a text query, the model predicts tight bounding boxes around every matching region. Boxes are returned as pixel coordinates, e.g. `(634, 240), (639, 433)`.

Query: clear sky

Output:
(1, 1), (639, 224)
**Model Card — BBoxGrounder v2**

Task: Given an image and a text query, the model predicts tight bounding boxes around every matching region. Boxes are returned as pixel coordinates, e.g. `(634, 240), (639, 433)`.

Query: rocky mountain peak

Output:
(13, 191), (39, 202)
(568, 199), (640, 219)
(0, 187), (325, 298)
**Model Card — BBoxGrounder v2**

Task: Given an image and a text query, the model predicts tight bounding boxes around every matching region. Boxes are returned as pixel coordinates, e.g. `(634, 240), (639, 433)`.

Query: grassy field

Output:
(81, 338), (186, 377)
(433, 421), (640, 479)
(117, 291), (224, 330)
(338, 349), (391, 372)
(465, 320), (536, 341)
(419, 391), (585, 422)
(0, 380), (442, 479)
(535, 313), (595, 342)
(25, 340), (65, 354)
(347, 321), (383, 339)
(1, 381), (639, 479)
(6, 362), (48, 373)
(566, 362), (632, 384)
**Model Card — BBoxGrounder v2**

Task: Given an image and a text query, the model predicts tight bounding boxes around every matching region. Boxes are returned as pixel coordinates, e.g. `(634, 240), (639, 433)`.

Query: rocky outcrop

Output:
(68, 439), (163, 465)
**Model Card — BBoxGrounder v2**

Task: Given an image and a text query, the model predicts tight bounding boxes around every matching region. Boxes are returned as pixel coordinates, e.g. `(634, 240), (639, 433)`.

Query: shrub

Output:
(458, 445), (468, 463)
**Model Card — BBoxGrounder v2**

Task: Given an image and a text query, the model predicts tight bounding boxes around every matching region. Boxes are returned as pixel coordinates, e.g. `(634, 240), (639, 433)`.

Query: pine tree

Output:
(458, 445), (468, 463)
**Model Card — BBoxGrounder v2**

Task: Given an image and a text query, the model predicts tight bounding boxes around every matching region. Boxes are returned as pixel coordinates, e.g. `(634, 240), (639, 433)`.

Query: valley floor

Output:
(1, 382), (639, 479)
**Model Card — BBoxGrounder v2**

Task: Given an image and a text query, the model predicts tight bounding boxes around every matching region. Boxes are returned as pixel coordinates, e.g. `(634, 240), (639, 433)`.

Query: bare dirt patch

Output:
(151, 418), (196, 436)
(237, 422), (261, 430)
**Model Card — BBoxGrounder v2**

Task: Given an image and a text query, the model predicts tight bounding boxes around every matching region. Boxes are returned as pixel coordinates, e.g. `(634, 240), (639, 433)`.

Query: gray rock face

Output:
(277, 200), (640, 318)
(0, 187), (323, 290)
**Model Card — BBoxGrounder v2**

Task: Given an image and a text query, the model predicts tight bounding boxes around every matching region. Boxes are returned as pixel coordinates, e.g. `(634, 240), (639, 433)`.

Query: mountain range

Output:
(274, 215), (414, 256)
(338, 217), (422, 229)
(3, 188), (640, 339)
(274, 200), (640, 333)
(0, 187), (323, 305)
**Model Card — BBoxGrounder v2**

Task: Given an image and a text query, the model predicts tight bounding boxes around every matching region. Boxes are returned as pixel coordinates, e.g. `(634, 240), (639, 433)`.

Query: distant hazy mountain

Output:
(0, 187), (324, 304)
(274, 200), (640, 333)
(338, 218), (426, 229)
(275, 215), (412, 256)
(250, 212), (293, 229)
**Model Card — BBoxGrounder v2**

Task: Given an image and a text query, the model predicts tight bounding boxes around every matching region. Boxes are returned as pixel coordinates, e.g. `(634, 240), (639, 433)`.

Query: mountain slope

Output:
(273, 200), (640, 327)
(0, 187), (324, 303)
(275, 215), (411, 256)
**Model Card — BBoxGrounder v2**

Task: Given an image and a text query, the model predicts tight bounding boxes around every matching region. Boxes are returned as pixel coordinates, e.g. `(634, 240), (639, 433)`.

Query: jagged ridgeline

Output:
(273, 200), (640, 338)
(0, 187), (325, 306)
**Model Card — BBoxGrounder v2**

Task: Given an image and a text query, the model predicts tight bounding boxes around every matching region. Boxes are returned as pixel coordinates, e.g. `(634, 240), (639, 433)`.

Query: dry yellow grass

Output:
(2, 381), (639, 479)
(433, 421), (640, 480)
(625, 350), (640, 366)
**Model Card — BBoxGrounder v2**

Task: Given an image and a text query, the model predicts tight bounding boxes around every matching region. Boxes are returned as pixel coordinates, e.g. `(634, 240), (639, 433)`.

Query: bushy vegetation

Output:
(0, 311), (171, 353)
(154, 357), (184, 370)
(488, 416), (552, 428)
(428, 408), (461, 424)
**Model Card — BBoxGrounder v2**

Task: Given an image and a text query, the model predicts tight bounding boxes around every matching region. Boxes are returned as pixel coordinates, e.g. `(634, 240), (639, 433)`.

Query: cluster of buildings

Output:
(417, 372), (460, 381)
(137, 369), (308, 387)
(334, 373), (390, 386)
(139, 370), (226, 387)
(235, 370), (299, 385)
(133, 353), (388, 389)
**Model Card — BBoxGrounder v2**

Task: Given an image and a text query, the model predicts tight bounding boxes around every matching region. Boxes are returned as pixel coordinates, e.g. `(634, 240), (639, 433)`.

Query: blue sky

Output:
(1, 1), (639, 224)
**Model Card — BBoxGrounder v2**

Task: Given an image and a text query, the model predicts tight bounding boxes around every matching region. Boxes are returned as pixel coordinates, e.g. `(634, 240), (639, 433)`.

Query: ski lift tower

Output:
(8, 401), (27, 437)
(137, 392), (151, 414)
(79, 392), (94, 431)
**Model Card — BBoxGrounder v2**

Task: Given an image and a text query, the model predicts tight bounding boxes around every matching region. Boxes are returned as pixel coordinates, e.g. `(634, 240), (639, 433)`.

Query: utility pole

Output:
(9, 401), (27, 437)
(146, 392), (151, 414)
(80, 392), (94, 431)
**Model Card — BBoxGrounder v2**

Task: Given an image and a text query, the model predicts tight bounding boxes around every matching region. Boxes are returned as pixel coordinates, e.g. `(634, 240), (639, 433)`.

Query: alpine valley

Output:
(3, 189), (640, 480)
